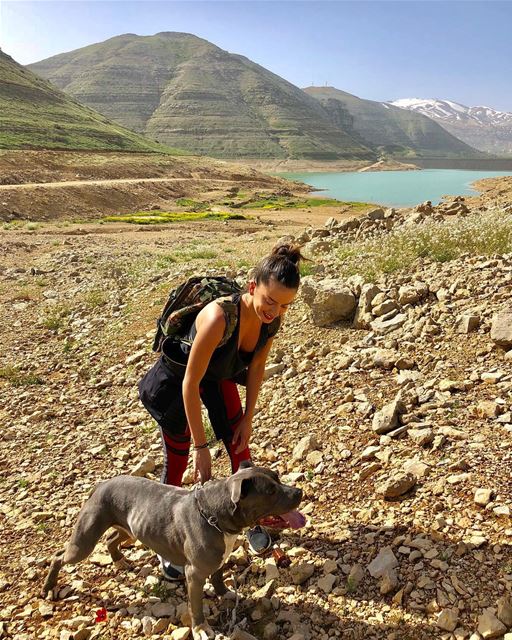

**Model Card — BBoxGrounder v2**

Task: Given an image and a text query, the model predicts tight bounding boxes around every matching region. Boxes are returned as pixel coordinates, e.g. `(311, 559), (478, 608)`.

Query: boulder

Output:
(301, 277), (356, 326)
(491, 309), (512, 348)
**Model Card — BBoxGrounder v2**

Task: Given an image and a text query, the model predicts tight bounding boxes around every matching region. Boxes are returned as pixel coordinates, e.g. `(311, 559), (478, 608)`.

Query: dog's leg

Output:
(185, 565), (215, 640)
(42, 506), (110, 598)
(42, 549), (65, 598)
(210, 566), (235, 600)
(210, 567), (228, 596)
(106, 526), (135, 570)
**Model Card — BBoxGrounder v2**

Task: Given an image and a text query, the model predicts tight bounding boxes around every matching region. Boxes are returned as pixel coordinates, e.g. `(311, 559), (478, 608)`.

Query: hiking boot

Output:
(247, 525), (272, 556)
(159, 556), (185, 581)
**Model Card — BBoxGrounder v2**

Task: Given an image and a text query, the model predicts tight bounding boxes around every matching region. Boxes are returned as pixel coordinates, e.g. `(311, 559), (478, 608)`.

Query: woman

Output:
(139, 243), (303, 579)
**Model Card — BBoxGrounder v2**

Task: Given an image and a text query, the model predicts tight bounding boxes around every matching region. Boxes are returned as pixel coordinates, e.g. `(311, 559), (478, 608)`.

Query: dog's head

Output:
(227, 460), (303, 527)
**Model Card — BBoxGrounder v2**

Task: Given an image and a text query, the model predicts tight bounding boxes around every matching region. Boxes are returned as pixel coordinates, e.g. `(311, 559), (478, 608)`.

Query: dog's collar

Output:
(194, 486), (224, 534)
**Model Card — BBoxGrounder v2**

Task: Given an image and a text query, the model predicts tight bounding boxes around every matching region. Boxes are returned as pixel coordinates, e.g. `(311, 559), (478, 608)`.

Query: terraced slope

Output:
(0, 48), (175, 152)
(304, 86), (484, 158)
(28, 33), (374, 160)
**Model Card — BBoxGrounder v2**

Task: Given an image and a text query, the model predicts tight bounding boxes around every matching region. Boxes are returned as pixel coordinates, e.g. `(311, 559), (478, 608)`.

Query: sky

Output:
(1, 0), (511, 111)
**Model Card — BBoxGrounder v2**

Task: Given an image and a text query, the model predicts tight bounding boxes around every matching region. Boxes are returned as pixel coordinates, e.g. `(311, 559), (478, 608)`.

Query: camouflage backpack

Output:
(152, 275), (243, 352)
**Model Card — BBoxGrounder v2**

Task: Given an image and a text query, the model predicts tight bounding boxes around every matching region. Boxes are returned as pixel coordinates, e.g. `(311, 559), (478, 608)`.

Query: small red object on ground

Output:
(272, 546), (291, 568)
(95, 607), (107, 623)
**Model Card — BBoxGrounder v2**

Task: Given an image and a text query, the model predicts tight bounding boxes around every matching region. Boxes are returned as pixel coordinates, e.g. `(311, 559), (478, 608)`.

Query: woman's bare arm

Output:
(182, 302), (226, 446)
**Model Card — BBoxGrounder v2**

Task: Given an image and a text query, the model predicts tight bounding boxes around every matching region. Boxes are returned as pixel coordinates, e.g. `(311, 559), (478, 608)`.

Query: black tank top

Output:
(162, 294), (280, 382)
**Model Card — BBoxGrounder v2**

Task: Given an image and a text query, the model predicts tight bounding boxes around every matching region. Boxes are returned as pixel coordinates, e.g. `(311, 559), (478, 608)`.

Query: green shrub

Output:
(336, 209), (512, 279)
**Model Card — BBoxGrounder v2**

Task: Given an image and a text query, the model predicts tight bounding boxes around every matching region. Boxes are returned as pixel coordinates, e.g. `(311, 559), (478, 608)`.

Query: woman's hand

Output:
(232, 416), (252, 455)
(193, 447), (212, 484)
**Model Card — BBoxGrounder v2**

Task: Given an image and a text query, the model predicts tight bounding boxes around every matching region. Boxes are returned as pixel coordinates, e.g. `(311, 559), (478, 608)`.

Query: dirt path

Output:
(0, 177), (239, 191)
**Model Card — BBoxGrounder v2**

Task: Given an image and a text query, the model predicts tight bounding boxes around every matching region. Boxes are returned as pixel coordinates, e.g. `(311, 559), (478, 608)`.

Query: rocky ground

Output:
(1, 179), (512, 640)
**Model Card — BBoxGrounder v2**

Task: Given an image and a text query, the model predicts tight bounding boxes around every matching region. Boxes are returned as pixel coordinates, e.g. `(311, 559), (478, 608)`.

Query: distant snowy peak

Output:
(388, 98), (512, 126)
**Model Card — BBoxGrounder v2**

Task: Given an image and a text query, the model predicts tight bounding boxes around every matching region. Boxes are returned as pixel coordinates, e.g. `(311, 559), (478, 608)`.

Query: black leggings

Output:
(138, 359), (250, 486)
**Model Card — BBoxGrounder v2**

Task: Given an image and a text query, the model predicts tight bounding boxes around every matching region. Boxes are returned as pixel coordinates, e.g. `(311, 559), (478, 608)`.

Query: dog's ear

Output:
(239, 460), (254, 470)
(228, 468), (255, 509)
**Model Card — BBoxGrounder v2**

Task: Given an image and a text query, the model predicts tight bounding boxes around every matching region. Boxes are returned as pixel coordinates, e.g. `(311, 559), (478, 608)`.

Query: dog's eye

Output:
(267, 486), (277, 495)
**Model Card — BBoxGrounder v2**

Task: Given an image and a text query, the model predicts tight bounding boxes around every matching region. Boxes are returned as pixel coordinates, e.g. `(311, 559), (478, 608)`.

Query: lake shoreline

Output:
(278, 169), (512, 208)
(236, 156), (512, 174)
(234, 157), (419, 173)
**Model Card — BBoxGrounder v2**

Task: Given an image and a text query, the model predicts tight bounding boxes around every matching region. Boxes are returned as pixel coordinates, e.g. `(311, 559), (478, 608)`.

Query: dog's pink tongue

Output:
(280, 510), (306, 529)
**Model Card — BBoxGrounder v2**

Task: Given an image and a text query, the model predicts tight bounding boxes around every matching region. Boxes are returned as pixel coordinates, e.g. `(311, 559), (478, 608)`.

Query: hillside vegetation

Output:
(29, 32), (372, 160)
(0, 49), (178, 153)
(29, 32), (485, 161)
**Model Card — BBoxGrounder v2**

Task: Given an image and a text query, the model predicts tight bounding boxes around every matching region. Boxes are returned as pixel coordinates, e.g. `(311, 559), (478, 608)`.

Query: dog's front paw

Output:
(41, 586), (58, 601)
(192, 622), (215, 640)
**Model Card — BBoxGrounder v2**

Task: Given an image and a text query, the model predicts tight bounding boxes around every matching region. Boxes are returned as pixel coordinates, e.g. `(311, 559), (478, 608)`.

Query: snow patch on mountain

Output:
(388, 98), (512, 127)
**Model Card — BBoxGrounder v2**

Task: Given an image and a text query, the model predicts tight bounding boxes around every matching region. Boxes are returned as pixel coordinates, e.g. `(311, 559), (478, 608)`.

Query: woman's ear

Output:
(248, 280), (256, 295)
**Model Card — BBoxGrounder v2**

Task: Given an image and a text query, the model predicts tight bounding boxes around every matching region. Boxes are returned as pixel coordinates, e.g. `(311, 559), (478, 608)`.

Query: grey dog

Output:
(42, 461), (302, 640)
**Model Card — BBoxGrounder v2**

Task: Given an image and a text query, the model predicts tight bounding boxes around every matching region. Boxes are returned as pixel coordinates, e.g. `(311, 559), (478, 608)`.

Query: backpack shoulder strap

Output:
(215, 295), (239, 347)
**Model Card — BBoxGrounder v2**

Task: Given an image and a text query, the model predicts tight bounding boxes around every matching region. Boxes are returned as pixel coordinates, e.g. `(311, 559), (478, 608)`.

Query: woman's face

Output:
(249, 277), (298, 323)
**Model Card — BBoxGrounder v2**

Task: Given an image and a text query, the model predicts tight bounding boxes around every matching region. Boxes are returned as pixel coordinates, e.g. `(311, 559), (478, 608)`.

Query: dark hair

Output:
(252, 243), (304, 290)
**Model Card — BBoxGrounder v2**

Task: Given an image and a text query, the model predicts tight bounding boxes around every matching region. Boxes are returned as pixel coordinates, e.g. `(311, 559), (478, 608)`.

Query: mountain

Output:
(28, 32), (374, 161)
(389, 98), (512, 156)
(304, 86), (483, 159)
(0, 48), (175, 153)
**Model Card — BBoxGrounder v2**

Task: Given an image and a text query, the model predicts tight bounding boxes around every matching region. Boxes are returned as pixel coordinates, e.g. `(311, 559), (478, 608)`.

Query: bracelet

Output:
(193, 442), (209, 451)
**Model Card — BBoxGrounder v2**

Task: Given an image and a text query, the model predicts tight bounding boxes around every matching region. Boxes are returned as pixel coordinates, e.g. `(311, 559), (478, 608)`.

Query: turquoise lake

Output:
(279, 169), (512, 207)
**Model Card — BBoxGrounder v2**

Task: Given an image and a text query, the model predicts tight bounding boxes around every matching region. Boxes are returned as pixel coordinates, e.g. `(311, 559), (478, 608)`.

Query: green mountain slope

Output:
(0, 48), (176, 152)
(28, 33), (374, 160)
(304, 86), (484, 158)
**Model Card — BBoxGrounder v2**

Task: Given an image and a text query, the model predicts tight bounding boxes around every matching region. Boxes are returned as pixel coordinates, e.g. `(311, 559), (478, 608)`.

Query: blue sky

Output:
(1, 1), (511, 111)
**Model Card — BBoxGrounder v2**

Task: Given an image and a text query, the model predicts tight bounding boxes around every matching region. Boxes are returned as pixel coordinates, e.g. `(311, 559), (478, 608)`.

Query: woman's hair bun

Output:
(271, 242), (304, 266)
(252, 242), (305, 289)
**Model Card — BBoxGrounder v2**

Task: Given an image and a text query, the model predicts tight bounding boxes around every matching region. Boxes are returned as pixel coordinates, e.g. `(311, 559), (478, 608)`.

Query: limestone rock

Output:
(301, 277), (356, 326)
(456, 314), (480, 334)
(380, 568), (398, 595)
(474, 488), (493, 507)
(372, 399), (406, 434)
(408, 427), (434, 446)
(437, 608), (459, 632)
(477, 609), (507, 638)
(377, 471), (417, 498)
(131, 455), (156, 477)
(491, 309), (512, 347)
(370, 313), (407, 335)
(317, 573), (337, 593)
(367, 547), (398, 578)
(292, 434), (319, 461)
(170, 628), (191, 640)
(497, 596), (512, 627)
(290, 562), (315, 585)
(353, 284), (382, 329)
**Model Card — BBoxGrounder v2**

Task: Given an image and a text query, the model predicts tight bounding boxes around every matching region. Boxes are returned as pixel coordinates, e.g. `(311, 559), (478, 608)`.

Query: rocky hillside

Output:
(28, 33), (373, 161)
(1, 179), (512, 639)
(0, 49), (173, 153)
(304, 87), (484, 159)
(390, 98), (512, 157)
